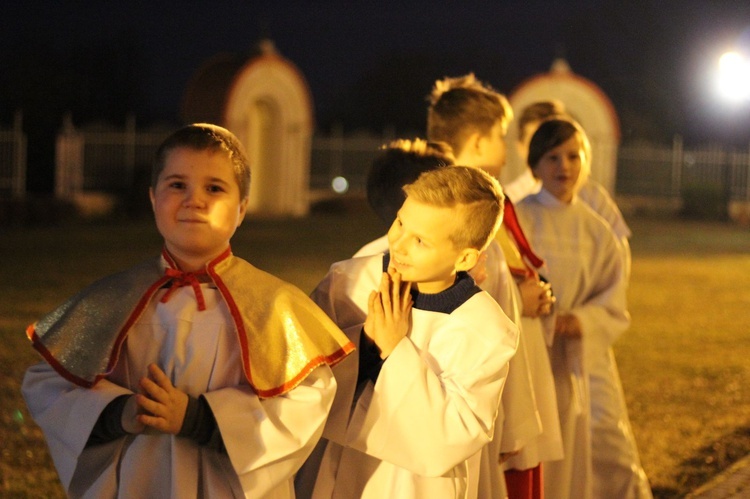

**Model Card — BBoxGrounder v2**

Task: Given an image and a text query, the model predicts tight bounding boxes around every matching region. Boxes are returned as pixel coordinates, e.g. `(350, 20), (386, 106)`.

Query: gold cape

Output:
(26, 248), (354, 398)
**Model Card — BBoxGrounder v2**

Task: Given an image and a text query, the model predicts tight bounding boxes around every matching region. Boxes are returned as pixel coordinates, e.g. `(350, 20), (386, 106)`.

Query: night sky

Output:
(2, 0), (750, 190)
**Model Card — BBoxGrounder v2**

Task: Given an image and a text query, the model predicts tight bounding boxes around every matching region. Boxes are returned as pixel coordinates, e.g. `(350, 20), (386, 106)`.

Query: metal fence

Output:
(51, 123), (750, 204)
(0, 112), (27, 199)
(56, 117), (171, 199)
(616, 136), (750, 201)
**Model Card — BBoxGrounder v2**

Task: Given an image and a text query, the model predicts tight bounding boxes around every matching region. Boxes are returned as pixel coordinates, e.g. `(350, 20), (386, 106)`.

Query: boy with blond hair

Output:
(428, 74), (562, 499)
(302, 166), (518, 498)
(22, 123), (353, 498)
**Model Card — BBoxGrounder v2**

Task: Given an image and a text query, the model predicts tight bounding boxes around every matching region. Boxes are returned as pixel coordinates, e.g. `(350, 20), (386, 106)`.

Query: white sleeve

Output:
(204, 364), (336, 497)
(21, 361), (132, 491)
(345, 316), (517, 477)
(571, 232), (630, 364)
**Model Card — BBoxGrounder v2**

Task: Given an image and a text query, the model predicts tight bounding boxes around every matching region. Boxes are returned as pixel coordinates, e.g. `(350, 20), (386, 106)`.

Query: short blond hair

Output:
(403, 166), (504, 251)
(427, 74), (513, 157)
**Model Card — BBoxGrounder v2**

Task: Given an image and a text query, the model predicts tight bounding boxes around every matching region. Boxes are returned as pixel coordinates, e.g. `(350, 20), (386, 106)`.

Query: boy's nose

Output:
(391, 234), (407, 254)
(183, 188), (206, 207)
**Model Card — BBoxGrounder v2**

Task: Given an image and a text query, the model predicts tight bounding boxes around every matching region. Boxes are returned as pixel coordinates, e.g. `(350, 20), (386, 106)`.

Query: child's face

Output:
(476, 119), (508, 178)
(150, 147), (248, 270)
(533, 133), (584, 203)
(387, 197), (474, 294)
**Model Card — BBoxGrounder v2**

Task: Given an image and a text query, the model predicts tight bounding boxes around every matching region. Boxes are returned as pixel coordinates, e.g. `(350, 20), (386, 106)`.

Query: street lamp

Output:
(716, 51), (750, 103)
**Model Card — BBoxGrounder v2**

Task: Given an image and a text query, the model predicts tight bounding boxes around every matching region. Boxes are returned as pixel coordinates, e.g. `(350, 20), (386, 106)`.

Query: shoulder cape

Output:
(26, 248), (355, 398)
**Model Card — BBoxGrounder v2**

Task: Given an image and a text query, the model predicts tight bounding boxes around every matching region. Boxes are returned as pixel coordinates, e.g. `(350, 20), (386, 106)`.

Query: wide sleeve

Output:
(344, 305), (518, 477)
(570, 226), (630, 366)
(21, 361), (132, 491)
(203, 364), (336, 497)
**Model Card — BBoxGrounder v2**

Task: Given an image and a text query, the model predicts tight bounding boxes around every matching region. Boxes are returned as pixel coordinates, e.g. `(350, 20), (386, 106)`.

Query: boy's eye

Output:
(207, 184), (226, 193)
(168, 181), (186, 189)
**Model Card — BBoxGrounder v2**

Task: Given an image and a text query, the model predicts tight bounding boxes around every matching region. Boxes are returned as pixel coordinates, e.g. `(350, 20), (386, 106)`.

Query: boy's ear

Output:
(236, 198), (249, 226)
(465, 131), (483, 156)
(455, 248), (480, 273)
(149, 188), (156, 213)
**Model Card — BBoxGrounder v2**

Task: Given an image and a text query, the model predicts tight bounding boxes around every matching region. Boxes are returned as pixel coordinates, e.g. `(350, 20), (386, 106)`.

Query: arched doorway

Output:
(223, 42), (313, 216)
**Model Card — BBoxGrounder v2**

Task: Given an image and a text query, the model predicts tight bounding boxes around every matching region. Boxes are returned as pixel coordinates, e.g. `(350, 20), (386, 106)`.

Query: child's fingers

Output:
(137, 412), (168, 432)
(401, 280), (412, 310)
(391, 271), (402, 313)
(379, 273), (392, 317)
(367, 290), (377, 315)
(134, 392), (164, 418)
(147, 363), (174, 391)
(139, 376), (168, 403)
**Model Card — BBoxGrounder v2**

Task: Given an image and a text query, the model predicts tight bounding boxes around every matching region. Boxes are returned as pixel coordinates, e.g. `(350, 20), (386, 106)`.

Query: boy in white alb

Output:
(22, 124), (354, 498)
(302, 166), (519, 498)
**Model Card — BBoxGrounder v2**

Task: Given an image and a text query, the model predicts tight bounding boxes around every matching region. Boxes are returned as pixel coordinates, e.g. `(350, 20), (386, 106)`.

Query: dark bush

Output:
(680, 184), (729, 221)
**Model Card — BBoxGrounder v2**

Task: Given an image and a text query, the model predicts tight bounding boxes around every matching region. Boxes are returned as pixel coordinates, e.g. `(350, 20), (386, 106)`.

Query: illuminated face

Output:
(387, 197), (470, 294)
(150, 147), (248, 270)
(533, 133), (584, 203)
(476, 119), (508, 178)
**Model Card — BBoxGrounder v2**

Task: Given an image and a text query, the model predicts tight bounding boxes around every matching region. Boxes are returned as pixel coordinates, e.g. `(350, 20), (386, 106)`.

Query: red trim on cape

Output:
(206, 247), (355, 398)
(28, 247), (354, 398)
(27, 274), (171, 388)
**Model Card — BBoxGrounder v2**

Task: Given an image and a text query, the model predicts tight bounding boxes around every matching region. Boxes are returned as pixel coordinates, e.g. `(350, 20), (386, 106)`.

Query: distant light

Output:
(331, 176), (349, 194)
(716, 51), (750, 102)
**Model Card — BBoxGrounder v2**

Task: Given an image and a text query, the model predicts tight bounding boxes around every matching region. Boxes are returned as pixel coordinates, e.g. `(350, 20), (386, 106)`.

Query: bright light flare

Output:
(716, 51), (750, 102)
(331, 176), (349, 194)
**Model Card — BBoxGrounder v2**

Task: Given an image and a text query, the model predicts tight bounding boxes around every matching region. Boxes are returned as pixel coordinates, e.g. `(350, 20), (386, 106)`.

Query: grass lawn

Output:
(1, 203), (749, 497)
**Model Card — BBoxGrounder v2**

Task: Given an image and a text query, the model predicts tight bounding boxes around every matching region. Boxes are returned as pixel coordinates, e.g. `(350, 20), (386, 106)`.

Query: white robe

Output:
(505, 170), (632, 281)
(350, 237), (551, 498)
(302, 254), (519, 498)
(23, 285), (336, 499)
(515, 189), (651, 499)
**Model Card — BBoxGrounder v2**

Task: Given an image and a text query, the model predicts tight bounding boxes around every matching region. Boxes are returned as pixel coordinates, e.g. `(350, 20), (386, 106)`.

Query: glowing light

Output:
(331, 176), (349, 194)
(716, 51), (750, 102)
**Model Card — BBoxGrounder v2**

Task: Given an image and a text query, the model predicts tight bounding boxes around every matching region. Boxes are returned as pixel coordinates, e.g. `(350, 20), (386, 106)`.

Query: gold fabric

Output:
(496, 226), (528, 277)
(27, 249), (354, 397)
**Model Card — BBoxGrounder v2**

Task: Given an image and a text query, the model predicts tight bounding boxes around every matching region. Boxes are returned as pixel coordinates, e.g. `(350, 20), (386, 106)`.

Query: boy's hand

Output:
(518, 275), (555, 318)
(364, 270), (413, 359)
(136, 363), (189, 435)
(555, 313), (582, 339)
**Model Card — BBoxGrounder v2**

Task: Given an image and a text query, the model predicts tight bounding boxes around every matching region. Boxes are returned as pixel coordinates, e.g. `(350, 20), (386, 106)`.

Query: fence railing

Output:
(56, 116), (171, 199)
(0, 112), (27, 199)
(616, 135), (750, 201)
(51, 123), (750, 205)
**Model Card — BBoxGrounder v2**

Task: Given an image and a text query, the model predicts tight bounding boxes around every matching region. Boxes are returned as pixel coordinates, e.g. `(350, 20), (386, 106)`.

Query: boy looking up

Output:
(303, 166), (519, 498)
(22, 123), (353, 498)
